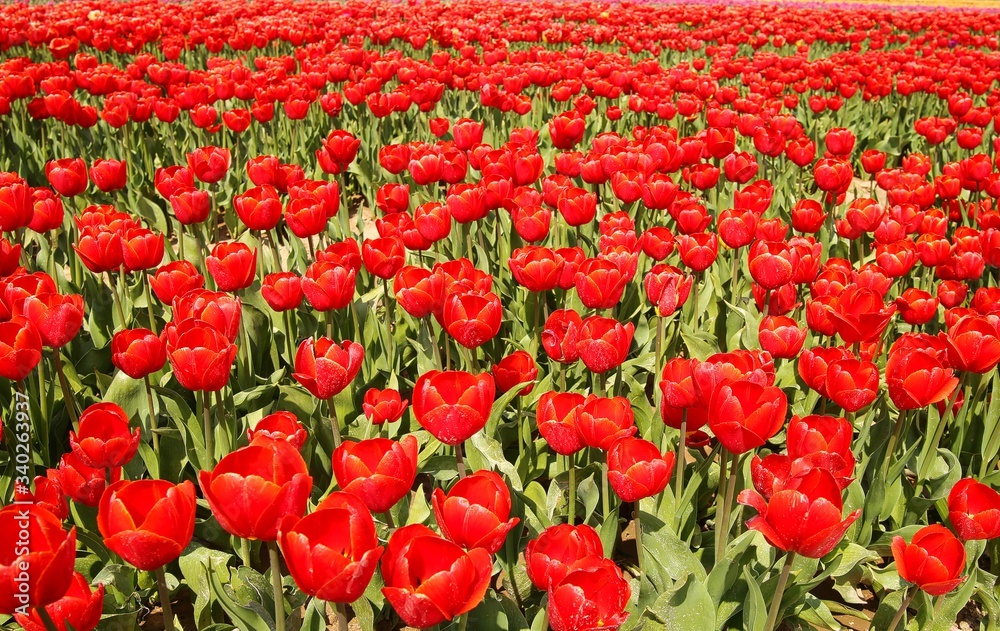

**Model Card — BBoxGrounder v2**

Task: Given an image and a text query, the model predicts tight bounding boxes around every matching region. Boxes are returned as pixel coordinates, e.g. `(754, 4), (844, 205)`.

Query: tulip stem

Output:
(143, 271), (158, 333)
(884, 409), (907, 471)
(457, 612), (469, 631)
(334, 601), (349, 631)
(202, 391), (214, 467)
(886, 587), (917, 631)
(51, 350), (80, 430)
(329, 399), (342, 448)
(601, 451), (610, 525)
(283, 310), (295, 367)
(383, 279), (395, 371)
(674, 413), (687, 528)
(155, 566), (176, 631)
(714, 448), (728, 562)
(144, 376), (159, 455)
(916, 376), (965, 497)
(634, 504), (646, 580)
(567, 454), (577, 525)
(456, 440), (467, 479)
(718, 450), (742, 559)
(239, 537), (252, 568)
(37, 607), (60, 631)
(178, 222), (186, 262)
(267, 541), (286, 631)
(762, 552), (795, 631)
(107, 269), (127, 330)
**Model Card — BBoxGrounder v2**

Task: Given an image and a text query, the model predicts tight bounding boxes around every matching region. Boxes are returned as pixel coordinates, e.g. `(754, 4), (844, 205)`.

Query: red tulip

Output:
(381, 524), (493, 628)
(949, 478), (1000, 541)
(13, 572), (103, 631)
(525, 523), (604, 590)
(97, 479), (196, 570)
(0, 180), (33, 232)
(676, 232), (718, 272)
(362, 236), (406, 280)
(577, 315), (634, 374)
(886, 348), (958, 410)
(0, 505), (77, 613)
(393, 266), (442, 319)
(432, 470), (520, 553)
(317, 130), (360, 175)
(542, 309), (583, 364)
(293, 337), (364, 400)
(74, 226), (123, 273)
(55, 451), (119, 507)
(576, 395), (637, 451)
(363, 388), (409, 425)
(169, 187), (211, 225)
(172, 289), (242, 342)
(758, 315), (807, 359)
(895, 288), (938, 326)
(198, 442), (312, 541)
(19, 292), (84, 349)
(412, 370), (495, 445)
(797, 346), (853, 398)
(233, 185), (283, 231)
(748, 240), (797, 290)
(332, 435), (418, 513)
(574, 258), (627, 310)
(149, 261), (204, 304)
(557, 187), (597, 227)
(186, 146), (231, 184)
(85, 158), (125, 192)
(548, 558), (631, 631)
(164, 319), (238, 391)
(303, 261), (356, 312)
(825, 358), (879, 413)
(261, 272), (303, 312)
(0, 316), (43, 380)
(536, 391), (586, 455)
(206, 241), (256, 292)
(828, 285), (896, 345)
(509, 246), (563, 293)
(891, 525), (966, 596)
(155, 166), (195, 199)
(247, 411), (308, 450)
(607, 437), (675, 502)
(121, 228), (164, 272)
(786, 414), (856, 483)
(945, 314), (1000, 374)
(492, 350), (538, 395)
(14, 475), (68, 521)
(414, 201), (451, 243)
(709, 381), (787, 454)
(644, 264), (693, 317)
(45, 158), (88, 197)
(738, 467), (860, 558)
(278, 492), (384, 603)
(69, 402), (140, 469)
(442, 290), (502, 349)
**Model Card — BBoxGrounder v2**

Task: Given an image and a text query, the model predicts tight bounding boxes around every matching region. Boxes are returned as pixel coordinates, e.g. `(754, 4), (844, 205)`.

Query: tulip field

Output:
(6, 0), (1000, 630)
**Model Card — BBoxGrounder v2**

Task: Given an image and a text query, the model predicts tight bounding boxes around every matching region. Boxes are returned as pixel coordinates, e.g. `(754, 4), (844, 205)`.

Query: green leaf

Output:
(742, 566), (767, 631)
(640, 509), (707, 585)
(468, 431), (523, 491)
(178, 543), (235, 628)
(923, 568), (979, 631)
(299, 599), (328, 631)
(649, 573), (715, 631)
(207, 558), (275, 631)
(486, 380), (532, 437)
(407, 482), (432, 526)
